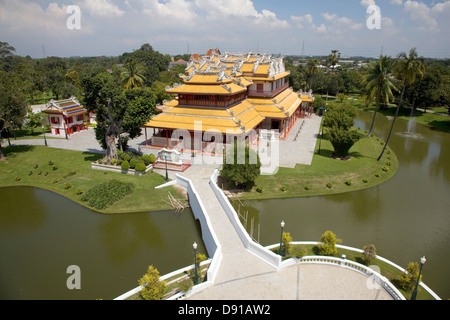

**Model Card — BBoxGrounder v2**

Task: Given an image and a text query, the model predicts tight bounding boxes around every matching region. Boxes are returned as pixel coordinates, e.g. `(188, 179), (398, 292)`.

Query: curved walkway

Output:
(174, 166), (393, 300)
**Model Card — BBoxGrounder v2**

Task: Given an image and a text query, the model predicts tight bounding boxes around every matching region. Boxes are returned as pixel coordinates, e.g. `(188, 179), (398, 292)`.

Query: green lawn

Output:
(231, 132), (398, 200)
(0, 145), (185, 213)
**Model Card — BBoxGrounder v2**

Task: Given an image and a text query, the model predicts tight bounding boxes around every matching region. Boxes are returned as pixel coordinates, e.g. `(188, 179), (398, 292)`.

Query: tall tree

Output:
(328, 50), (340, 68)
(364, 55), (398, 137)
(120, 61), (146, 89)
(377, 48), (425, 161)
(0, 71), (28, 160)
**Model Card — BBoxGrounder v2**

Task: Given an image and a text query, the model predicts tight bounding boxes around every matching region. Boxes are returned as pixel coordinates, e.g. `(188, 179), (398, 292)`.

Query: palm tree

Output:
(328, 50), (340, 67)
(120, 62), (146, 89)
(377, 48), (425, 161)
(304, 58), (320, 90)
(364, 55), (398, 137)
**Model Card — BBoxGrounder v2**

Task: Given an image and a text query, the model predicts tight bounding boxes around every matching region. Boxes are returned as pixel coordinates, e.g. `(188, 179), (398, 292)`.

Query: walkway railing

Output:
(209, 169), (282, 269)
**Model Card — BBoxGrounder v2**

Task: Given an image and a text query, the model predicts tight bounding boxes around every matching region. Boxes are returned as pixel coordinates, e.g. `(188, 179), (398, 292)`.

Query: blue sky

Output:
(0, 0), (449, 58)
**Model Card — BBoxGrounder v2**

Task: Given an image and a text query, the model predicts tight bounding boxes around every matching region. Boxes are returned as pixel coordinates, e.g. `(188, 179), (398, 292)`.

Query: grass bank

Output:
(348, 95), (450, 133)
(0, 145), (185, 213)
(228, 132), (398, 201)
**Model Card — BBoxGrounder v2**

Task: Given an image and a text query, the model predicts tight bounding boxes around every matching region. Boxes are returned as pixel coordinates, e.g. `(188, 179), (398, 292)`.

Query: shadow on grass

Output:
(82, 152), (104, 163)
(2, 145), (35, 159)
(428, 120), (450, 133)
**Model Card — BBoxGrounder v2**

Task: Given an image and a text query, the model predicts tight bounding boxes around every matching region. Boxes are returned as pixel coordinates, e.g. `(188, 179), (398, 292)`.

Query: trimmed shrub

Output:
(135, 162), (147, 172)
(361, 244), (377, 265)
(256, 186), (263, 193)
(138, 266), (167, 300)
(142, 154), (150, 166)
(76, 188), (84, 195)
(326, 182), (333, 189)
(305, 185), (311, 191)
(121, 160), (130, 171)
(282, 232), (293, 257)
(288, 244), (307, 259)
(382, 166), (390, 172)
(317, 231), (341, 256)
(280, 185), (287, 192)
(52, 178), (60, 184)
(129, 158), (138, 169)
(64, 183), (73, 190)
(149, 154), (156, 164)
(15, 176), (21, 181)
(345, 180), (352, 186)
(362, 178), (369, 183)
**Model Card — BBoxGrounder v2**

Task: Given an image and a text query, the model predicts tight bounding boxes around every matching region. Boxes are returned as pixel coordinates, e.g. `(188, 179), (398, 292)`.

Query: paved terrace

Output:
(8, 116), (394, 300)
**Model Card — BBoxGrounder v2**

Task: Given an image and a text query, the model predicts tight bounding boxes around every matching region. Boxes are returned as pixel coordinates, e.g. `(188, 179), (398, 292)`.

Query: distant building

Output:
(43, 97), (88, 137)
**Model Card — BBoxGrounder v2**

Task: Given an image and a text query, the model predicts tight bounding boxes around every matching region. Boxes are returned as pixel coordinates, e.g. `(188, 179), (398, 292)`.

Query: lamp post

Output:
(411, 256), (426, 300)
(193, 242), (198, 285)
(279, 221), (285, 256)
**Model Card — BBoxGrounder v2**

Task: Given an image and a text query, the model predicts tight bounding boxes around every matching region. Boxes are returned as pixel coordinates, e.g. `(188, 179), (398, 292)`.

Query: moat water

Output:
(0, 110), (449, 299)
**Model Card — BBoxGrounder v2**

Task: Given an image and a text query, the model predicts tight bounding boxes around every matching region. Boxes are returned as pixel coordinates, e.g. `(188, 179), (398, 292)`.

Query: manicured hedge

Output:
(81, 179), (135, 210)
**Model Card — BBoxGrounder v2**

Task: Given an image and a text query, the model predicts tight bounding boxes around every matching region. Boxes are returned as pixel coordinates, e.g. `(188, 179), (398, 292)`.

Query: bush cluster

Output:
(81, 179), (135, 210)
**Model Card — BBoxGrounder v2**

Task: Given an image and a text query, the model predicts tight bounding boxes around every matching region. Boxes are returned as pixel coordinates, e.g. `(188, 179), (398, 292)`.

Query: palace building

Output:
(144, 51), (314, 152)
(43, 97), (88, 137)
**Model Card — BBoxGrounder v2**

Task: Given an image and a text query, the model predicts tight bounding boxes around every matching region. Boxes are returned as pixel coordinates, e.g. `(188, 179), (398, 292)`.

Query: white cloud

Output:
(390, 0), (403, 5)
(79, 0), (125, 17)
(404, 0), (439, 31)
(360, 0), (376, 8)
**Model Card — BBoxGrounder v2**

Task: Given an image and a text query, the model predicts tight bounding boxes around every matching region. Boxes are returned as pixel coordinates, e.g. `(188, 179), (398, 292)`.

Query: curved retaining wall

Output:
(114, 174), (222, 300)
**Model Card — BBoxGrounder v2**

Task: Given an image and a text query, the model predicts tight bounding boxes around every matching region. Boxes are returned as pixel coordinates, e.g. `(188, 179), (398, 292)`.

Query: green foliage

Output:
(135, 162), (147, 172)
(129, 158), (138, 169)
(282, 232), (293, 256)
(76, 188), (84, 195)
(326, 182), (333, 189)
(14, 176), (21, 181)
(138, 265), (167, 300)
(280, 185), (287, 192)
(256, 186), (263, 193)
(121, 160), (130, 171)
(345, 180), (352, 186)
(52, 178), (60, 184)
(64, 183), (73, 190)
(318, 231), (342, 256)
(362, 178), (369, 183)
(288, 244), (307, 259)
(220, 141), (261, 188)
(81, 179), (135, 210)
(324, 104), (363, 158)
(149, 154), (156, 164)
(361, 244), (377, 265)
(398, 262), (421, 292)
(304, 185), (312, 191)
(178, 278), (193, 294)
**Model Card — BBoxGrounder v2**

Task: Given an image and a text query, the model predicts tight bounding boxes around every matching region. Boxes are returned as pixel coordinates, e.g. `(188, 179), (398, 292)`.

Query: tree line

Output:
(0, 42), (185, 161)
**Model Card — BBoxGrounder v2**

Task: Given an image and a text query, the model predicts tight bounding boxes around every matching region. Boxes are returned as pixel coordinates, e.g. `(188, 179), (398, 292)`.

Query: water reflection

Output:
(0, 187), (205, 300)
(0, 188), (47, 233)
(242, 111), (450, 299)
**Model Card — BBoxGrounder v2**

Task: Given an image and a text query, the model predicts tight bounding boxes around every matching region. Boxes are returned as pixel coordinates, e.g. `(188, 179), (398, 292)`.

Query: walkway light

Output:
(411, 256), (426, 300)
(279, 221), (285, 256)
(193, 242), (198, 285)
